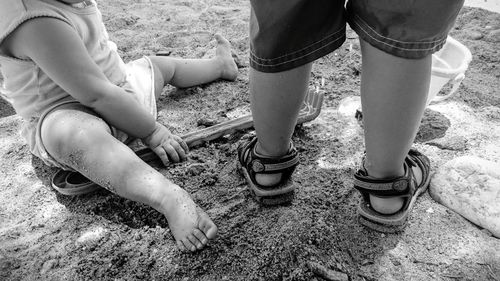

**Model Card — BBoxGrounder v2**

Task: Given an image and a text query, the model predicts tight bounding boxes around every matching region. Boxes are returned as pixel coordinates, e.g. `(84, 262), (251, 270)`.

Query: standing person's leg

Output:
(249, 63), (311, 186)
(359, 39), (430, 214)
(240, 0), (346, 204)
(347, 0), (464, 231)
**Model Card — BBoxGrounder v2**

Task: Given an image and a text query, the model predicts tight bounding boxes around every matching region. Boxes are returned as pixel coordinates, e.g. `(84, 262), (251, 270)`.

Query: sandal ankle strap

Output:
(354, 158), (416, 198)
(238, 137), (299, 187)
(250, 146), (299, 174)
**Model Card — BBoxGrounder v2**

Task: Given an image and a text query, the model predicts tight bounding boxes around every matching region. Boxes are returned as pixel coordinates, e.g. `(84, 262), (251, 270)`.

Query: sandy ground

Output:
(1, 1), (499, 280)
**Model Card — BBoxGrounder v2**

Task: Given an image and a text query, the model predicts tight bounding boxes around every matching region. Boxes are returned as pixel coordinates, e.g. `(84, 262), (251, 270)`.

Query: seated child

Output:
(0, 0), (238, 252)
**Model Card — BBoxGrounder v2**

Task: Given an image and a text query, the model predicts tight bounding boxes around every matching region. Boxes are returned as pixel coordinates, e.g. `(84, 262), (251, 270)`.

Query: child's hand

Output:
(142, 122), (189, 164)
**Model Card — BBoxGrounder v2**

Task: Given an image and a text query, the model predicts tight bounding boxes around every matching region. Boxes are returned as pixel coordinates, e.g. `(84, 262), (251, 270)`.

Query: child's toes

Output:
(192, 228), (208, 246)
(198, 214), (218, 239)
(181, 238), (197, 252)
(187, 234), (203, 251)
(176, 240), (188, 252)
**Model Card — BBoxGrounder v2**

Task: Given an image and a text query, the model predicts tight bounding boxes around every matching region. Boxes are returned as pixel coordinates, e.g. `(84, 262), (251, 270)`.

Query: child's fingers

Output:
(164, 143), (181, 163)
(153, 146), (170, 166)
(174, 135), (189, 153)
(170, 140), (187, 161)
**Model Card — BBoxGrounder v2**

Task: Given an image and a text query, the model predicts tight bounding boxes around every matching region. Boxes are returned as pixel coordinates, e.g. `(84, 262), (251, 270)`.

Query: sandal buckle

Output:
(252, 160), (265, 172)
(392, 178), (408, 191)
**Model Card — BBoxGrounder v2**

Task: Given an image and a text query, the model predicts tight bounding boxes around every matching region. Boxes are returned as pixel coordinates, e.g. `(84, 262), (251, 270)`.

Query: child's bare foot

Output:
(214, 34), (238, 81)
(368, 164), (423, 214)
(159, 187), (218, 252)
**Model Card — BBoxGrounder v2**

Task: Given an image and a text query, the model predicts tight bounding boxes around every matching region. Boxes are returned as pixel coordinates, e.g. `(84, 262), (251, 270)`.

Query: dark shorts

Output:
(250, 0), (465, 73)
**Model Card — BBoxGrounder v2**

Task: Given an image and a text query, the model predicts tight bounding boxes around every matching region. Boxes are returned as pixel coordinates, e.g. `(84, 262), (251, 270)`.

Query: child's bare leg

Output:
(149, 34), (238, 89)
(40, 105), (217, 252)
(360, 39), (429, 214)
(249, 63), (312, 186)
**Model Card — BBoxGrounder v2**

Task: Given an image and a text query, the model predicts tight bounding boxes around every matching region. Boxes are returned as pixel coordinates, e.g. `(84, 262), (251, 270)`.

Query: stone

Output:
(196, 117), (218, 127)
(429, 156), (500, 238)
(40, 259), (58, 275)
(486, 29), (500, 42)
(187, 163), (206, 176)
(427, 136), (468, 151)
(466, 30), (484, 40)
(308, 261), (348, 281)
(76, 227), (107, 248)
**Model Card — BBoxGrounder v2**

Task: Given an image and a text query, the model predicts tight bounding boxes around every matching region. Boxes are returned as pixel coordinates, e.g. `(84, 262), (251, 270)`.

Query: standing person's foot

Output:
(238, 136), (299, 205)
(368, 162), (424, 214)
(214, 34), (238, 81)
(353, 149), (431, 232)
(158, 186), (218, 252)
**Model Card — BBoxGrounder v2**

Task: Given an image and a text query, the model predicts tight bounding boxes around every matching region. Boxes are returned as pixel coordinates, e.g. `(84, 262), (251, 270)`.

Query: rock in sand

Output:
(429, 156), (500, 238)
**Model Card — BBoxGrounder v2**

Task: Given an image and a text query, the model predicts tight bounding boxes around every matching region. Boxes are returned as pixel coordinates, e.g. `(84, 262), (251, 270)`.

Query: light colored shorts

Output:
(250, 0), (465, 72)
(32, 56), (157, 170)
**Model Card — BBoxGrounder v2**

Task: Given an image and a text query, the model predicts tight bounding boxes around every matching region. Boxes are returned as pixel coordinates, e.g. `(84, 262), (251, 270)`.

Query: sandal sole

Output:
(358, 179), (429, 232)
(240, 164), (296, 206)
(253, 191), (295, 206)
(51, 170), (100, 196)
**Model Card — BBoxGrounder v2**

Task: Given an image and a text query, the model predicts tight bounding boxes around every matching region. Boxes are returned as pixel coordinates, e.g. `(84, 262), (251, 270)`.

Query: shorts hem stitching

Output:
(350, 15), (447, 52)
(250, 27), (345, 63)
(250, 32), (345, 67)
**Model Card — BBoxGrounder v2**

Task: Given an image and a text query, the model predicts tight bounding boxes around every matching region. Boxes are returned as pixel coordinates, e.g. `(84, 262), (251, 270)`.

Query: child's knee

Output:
(40, 109), (110, 157)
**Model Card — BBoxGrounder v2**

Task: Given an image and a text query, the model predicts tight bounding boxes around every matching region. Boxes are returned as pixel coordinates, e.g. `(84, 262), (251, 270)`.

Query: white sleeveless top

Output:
(0, 0), (127, 150)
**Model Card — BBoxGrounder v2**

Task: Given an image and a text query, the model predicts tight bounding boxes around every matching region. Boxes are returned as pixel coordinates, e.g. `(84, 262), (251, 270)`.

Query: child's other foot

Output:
(368, 163), (424, 214)
(214, 34), (238, 81)
(160, 187), (218, 252)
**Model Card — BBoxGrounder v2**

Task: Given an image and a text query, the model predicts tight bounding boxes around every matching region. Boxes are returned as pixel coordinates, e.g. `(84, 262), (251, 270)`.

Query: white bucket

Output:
(427, 36), (472, 106)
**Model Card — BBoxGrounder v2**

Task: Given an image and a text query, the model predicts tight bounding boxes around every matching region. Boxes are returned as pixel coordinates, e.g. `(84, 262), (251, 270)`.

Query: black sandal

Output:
(354, 149), (431, 233)
(51, 148), (162, 196)
(237, 137), (299, 205)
